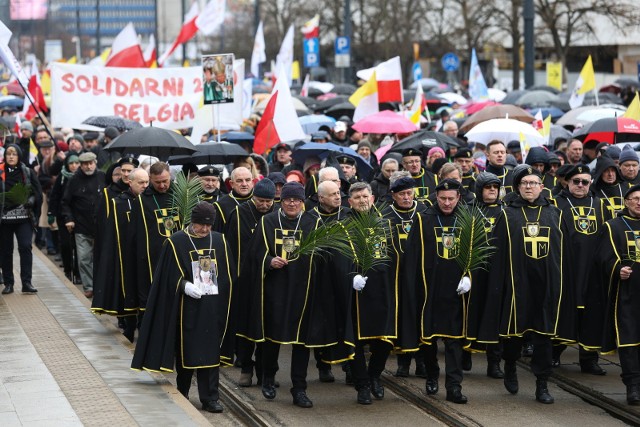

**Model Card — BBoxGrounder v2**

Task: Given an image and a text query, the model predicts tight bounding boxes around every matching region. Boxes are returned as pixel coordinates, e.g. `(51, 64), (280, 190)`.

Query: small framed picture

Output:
(202, 53), (235, 105)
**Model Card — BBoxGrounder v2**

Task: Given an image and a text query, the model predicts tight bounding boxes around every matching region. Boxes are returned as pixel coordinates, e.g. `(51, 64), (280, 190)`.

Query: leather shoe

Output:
(319, 368), (335, 383)
(262, 380), (277, 400)
(291, 390), (313, 408)
(580, 360), (606, 376)
(395, 364), (409, 377)
(21, 282), (37, 293)
(415, 362), (427, 378)
(461, 352), (472, 371)
(522, 343), (534, 357)
(627, 385), (640, 406)
(503, 362), (518, 394)
(535, 380), (554, 404)
(239, 372), (253, 387)
(426, 378), (439, 395)
(446, 388), (468, 404)
(2, 285), (14, 295)
(202, 400), (223, 413)
(357, 387), (372, 405)
(487, 362), (504, 379)
(370, 377), (384, 399)
(84, 290), (93, 298)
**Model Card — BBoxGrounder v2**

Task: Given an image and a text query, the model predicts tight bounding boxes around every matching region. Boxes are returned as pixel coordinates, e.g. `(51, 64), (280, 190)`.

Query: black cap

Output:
(197, 165), (220, 177)
(83, 131), (99, 141)
(555, 164), (573, 178)
(453, 147), (472, 159)
(336, 155), (356, 166)
(512, 165), (542, 190)
(191, 202), (216, 225)
(104, 127), (120, 139)
(506, 140), (521, 153)
(402, 148), (422, 158)
(626, 184), (640, 199)
(389, 176), (416, 193)
(435, 178), (462, 193)
(267, 172), (286, 185)
(38, 140), (54, 148)
(275, 142), (292, 151)
(118, 155), (139, 167)
(253, 178), (276, 199)
(564, 164), (590, 180)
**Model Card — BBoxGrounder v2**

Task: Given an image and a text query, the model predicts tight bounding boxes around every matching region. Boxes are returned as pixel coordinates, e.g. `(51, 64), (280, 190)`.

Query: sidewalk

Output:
(0, 249), (210, 426)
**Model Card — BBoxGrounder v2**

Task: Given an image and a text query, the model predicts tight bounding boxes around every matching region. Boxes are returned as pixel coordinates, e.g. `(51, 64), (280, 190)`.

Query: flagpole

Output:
(216, 104), (221, 143)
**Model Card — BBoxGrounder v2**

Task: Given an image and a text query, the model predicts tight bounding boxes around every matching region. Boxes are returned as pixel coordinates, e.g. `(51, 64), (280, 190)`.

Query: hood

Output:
(474, 171), (500, 201)
(3, 143), (24, 165)
(592, 155), (621, 186)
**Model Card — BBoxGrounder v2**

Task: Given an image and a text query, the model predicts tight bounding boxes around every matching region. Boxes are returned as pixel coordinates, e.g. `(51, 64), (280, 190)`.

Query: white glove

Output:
(353, 274), (368, 291)
(456, 276), (471, 295)
(184, 281), (202, 299)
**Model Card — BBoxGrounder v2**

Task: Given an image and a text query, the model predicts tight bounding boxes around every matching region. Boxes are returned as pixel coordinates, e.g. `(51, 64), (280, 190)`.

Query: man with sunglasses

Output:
(553, 165), (607, 375)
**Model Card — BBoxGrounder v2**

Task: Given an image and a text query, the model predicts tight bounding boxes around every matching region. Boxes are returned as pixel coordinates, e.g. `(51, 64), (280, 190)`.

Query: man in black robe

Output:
(592, 155), (624, 219)
(304, 167), (350, 211)
(454, 148), (476, 192)
(401, 148), (437, 203)
(198, 165), (222, 203)
(485, 141), (514, 199)
(132, 202), (235, 413)
(213, 166), (253, 232)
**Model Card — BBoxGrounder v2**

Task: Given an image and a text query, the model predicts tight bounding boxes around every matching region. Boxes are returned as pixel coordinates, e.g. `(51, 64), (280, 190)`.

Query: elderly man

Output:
(213, 166), (254, 232)
(402, 148), (437, 203)
(371, 158), (399, 203)
(592, 155), (625, 218)
(311, 180), (351, 223)
(61, 152), (105, 298)
(567, 139), (584, 165)
(305, 166), (350, 210)
(198, 165), (222, 203)
(619, 146), (640, 186)
(132, 202), (236, 414)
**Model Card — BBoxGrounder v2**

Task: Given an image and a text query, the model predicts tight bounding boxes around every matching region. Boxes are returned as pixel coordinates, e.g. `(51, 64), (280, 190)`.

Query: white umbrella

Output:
(438, 92), (468, 105)
(487, 88), (507, 102)
(465, 118), (546, 147)
(556, 104), (626, 126)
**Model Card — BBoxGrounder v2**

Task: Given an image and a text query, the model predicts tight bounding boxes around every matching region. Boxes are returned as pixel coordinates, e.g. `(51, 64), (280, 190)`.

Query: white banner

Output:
(51, 63), (202, 129)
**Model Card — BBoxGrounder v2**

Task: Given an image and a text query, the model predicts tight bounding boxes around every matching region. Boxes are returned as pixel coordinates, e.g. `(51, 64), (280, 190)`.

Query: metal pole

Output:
(96, 0), (101, 54)
(181, 0), (186, 64)
(76, 0), (82, 59)
(343, 0), (352, 83)
(523, 0), (534, 88)
(254, 0), (261, 78)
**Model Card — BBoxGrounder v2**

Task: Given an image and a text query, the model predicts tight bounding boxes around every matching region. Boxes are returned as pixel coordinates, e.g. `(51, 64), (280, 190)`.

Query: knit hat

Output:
(104, 127), (120, 140)
(267, 172), (286, 185)
(428, 146), (446, 158)
(604, 145), (621, 160)
(280, 182), (305, 201)
(357, 140), (373, 151)
(20, 121), (33, 131)
(619, 145), (639, 165)
(191, 202), (216, 225)
(254, 178), (276, 199)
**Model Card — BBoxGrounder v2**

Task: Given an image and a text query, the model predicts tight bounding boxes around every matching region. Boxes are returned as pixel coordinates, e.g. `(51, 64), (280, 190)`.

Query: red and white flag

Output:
(14, 114), (22, 138)
(157, 2), (199, 66)
(254, 64), (306, 154)
(301, 15), (319, 39)
(274, 25), (295, 86)
(532, 108), (544, 131)
(356, 56), (403, 103)
(105, 23), (146, 68)
(22, 60), (48, 120)
(300, 74), (310, 97)
(143, 34), (157, 67)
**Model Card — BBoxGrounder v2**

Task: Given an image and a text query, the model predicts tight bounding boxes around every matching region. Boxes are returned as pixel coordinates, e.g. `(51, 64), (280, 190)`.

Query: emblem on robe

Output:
(570, 207), (597, 235)
(366, 228), (387, 259)
(435, 226), (460, 259)
(604, 196), (624, 216)
(413, 186), (429, 202)
(275, 229), (302, 261)
(154, 208), (181, 237)
(526, 222), (540, 237)
(625, 231), (640, 263)
(522, 226), (550, 259)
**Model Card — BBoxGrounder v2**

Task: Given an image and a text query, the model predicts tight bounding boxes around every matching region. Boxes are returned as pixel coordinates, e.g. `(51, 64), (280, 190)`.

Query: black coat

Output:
(61, 169), (105, 237)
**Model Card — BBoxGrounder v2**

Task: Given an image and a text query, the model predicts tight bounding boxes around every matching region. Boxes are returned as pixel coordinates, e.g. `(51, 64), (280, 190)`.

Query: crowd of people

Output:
(3, 110), (640, 415)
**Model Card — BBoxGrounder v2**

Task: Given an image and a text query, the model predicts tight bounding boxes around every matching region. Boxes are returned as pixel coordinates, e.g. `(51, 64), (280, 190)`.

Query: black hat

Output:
(453, 148), (472, 159)
(197, 165), (220, 177)
(564, 164), (590, 180)
(191, 201), (216, 225)
(83, 131), (99, 141)
(336, 155), (356, 166)
(38, 140), (54, 148)
(254, 178), (276, 199)
(267, 172), (286, 185)
(280, 182), (305, 201)
(625, 184), (640, 199)
(435, 178), (462, 193)
(275, 142), (292, 152)
(506, 140), (521, 153)
(555, 164), (573, 178)
(547, 152), (561, 165)
(390, 176), (415, 193)
(118, 155), (139, 167)
(512, 165), (542, 190)
(402, 148), (422, 158)
(475, 171), (500, 188)
(104, 127), (120, 139)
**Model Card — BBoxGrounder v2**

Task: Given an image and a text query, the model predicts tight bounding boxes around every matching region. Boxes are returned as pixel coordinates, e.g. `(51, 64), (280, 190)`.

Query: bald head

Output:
(230, 166), (253, 196)
(129, 168), (149, 196)
(317, 180), (342, 211)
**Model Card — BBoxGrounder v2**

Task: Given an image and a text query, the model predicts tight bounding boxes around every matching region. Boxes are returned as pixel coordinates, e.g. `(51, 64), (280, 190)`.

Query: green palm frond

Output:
(0, 183), (30, 205)
(454, 204), (496, 275)
(339, 207), (391, 275)
(293, 221), (353, 260)
(170, 173), (204, 226)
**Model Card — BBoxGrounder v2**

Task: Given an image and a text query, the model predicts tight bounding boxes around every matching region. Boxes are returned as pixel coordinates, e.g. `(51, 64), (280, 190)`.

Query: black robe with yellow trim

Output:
(381, 201), (427, 254)
(213, 190), (252, 233)
(471, 195), (576, 344)
(131, 230), (235, 371)
(237, 209), (339, 348)
(94, 179), (129, 267)
(485, 164), (514, 198)
(461, 171), (476, 192)
(581, 211), (640, 353)
(226, 200), (274, 276)
(410, 168), (438, 203)
(398, 205), (467, 350)
(127, 186), (180, 310)
(199, 190), (221, 204)
(92, 190), (137, 316)
(597, 183), (625, 221)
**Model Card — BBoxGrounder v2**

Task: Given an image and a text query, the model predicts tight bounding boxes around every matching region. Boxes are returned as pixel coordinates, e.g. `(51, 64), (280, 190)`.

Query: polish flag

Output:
(254, 64), (306, 154)
(356, 56), (403, 103)
(22, 60), (48, 120)
(143, 34), (157, 67)
(532, 108), (543, 131)
(300, 74), (310, 97)
(301, 15), (319, 39)
(157, 2), (199, 66)
(105, 23), (146, 68)
(13, 114), (21, 137)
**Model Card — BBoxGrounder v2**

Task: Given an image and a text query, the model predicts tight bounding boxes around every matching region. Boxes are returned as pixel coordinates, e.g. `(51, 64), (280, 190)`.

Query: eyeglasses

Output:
(484, 184), (499, 190)
(571, 178), (591, 186)
(627, 197), (640, 204)
(403, 160), (421, 165)
(519, 180), (542, 188)
(282, 198), (302, 205)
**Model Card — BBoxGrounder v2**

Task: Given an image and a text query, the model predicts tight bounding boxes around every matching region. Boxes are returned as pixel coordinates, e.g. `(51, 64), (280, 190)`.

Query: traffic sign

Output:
(335, 37), (350, 55)
(412, 62), (423, 82)
(441, 52), (460, 72)
(303, 37), (320, 68)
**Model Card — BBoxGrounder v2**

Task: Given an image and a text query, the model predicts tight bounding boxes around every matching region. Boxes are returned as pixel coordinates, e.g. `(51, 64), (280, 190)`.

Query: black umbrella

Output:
(500, 90), (528, 105)
(389, 131), (460, 155)
(82, 115), (143, 131)
(330, 83), (357, 95)
(313, 95), (349, 113)
(324, 102), (355, 119)
(529, 85), (561, 95)
(293, 95), (320, 110)
(615, 78), (640, 88)
(168, 142), (249, 165)
(220, 131), (254, 145)
(104, 127), (196, 160)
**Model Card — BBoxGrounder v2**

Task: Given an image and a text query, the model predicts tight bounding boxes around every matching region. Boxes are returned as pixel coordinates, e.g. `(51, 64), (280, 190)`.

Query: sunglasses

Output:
(484, 184), (499, 190)
(571, 178), (590, 186)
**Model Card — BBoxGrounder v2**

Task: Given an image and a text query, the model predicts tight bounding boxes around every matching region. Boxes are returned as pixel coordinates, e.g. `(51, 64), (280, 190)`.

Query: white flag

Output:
(250, 21), (266, 78)
(275, 25), (295, 86)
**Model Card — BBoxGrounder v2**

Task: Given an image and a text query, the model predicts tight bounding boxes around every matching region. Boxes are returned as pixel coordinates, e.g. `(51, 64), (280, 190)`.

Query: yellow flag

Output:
(183, 60), (191, 67)
(623, 92), (640, 120)
(291, 61), (300, 81)
(349, 72), (378, 106)
(540, 115), (551, 137)
(546, 62), (562, 91)
(40, 71), (51, 96)
(149, 60), (158, 69)
(1, 86), (7, 96)
(576, 55), (596, 95)
(100, 48), (111, 62)
(67, 56), (77, 64)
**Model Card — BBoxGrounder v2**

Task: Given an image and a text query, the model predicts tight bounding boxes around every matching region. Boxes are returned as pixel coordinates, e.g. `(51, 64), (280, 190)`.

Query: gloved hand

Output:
(353, 274), (368, 291)
(456, 276), (471, 295)
(24, 196), (35, 209)
(47, 214), (56, 225)
(184, 281), (202, 299)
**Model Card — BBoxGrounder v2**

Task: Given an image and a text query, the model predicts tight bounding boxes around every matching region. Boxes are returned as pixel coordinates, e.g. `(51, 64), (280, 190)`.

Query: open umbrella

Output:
(514, 90), (559, 108)
(324, 102), (355, 120)
(556, 105), (627, 127)
(330, 83), (357, 95)
(104, 127), (196, 160)
(298, 114), (336, 134)
(462, 100), (500, 115)
(221, 131), (255, 144)
(460, 104), (534, 133)
(438, 92), (468, 105)
(500, 90), (528, 105)
(0, 95), (23, 109)
(313, 95), (349, 113)
(82, 115), (143, 131)
(549, 124), (573, 144)
(253, 96), (309, 115)
(388, 130), (461, 155)
(465, 118), (545, 146)
(293, 95), (320, 110)
(352, 110), (418, 134)
(573, 117), (640, 144)
(292, 142), (372, 172)
(409, 78), (442, 90)
(487, 88), (507, 102)
(167, 142), (249, 165)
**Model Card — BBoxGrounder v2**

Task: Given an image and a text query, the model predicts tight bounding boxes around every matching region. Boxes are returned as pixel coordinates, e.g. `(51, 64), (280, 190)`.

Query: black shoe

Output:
(202, 400), (224, 413)
(535, 380), (554, 404)
(21, 282), (37, 293)
(73, 276), (82, 285)
(370, 377), (384, 399)
(522, 343), (534, 357)
(262, 380), (277, 400)
(2, 285), (14, 295)
(426, 378), (439, 395)
(627, 385), (640, 406)
(47, 248), (58, 255)
(503, 362), (518, 394)
(551, 357), (560, 368)
(357, 387), (372, 405)
(64, 272), (72, 281)
(291, 390), (313, 408)
(319, 368), (335, 383)
(580, 360), (606, 376)
(395, 364), (409, 377)
(487, 362), (504, 379)
(461, 352), (472, 371)
(415, 362), (427, 378)
(446, 388), (468, 404)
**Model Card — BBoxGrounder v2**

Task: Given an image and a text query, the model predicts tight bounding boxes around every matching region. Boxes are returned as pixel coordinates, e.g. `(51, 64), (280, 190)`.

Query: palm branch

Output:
(170, 173), (204, 226)
(454, 204), (496, 275)
(0, 183), (31, 205)
(338, 207), (391, 275)
(293, 220), (353, 260)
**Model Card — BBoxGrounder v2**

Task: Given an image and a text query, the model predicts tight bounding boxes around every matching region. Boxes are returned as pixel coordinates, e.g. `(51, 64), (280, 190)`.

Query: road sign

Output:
(335, 54), (350, 68)
(335, 37), (350, 55)
(441, 52), (460, 72)
(412, 62), (423, 82)
(303, 37), (320, 68)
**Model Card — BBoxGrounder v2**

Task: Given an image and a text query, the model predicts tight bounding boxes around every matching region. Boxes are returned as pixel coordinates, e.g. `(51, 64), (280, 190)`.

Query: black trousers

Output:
(423, 338), (463, 391)
(503, 333), (552, 380)
(552, 344), (598, 364)
(57, 217), (78, 276)
(175, 359), (220, 403)
(0, 221), (33, 285)
(351, 340), (392, 389)
(314, 348), (331, 371)
(397, 345), (427, 368)
(486, 342), (503, 364)
(262, 342), (309, 392)
(619, 346), (640, 387)
(239, 339), (276, 380)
